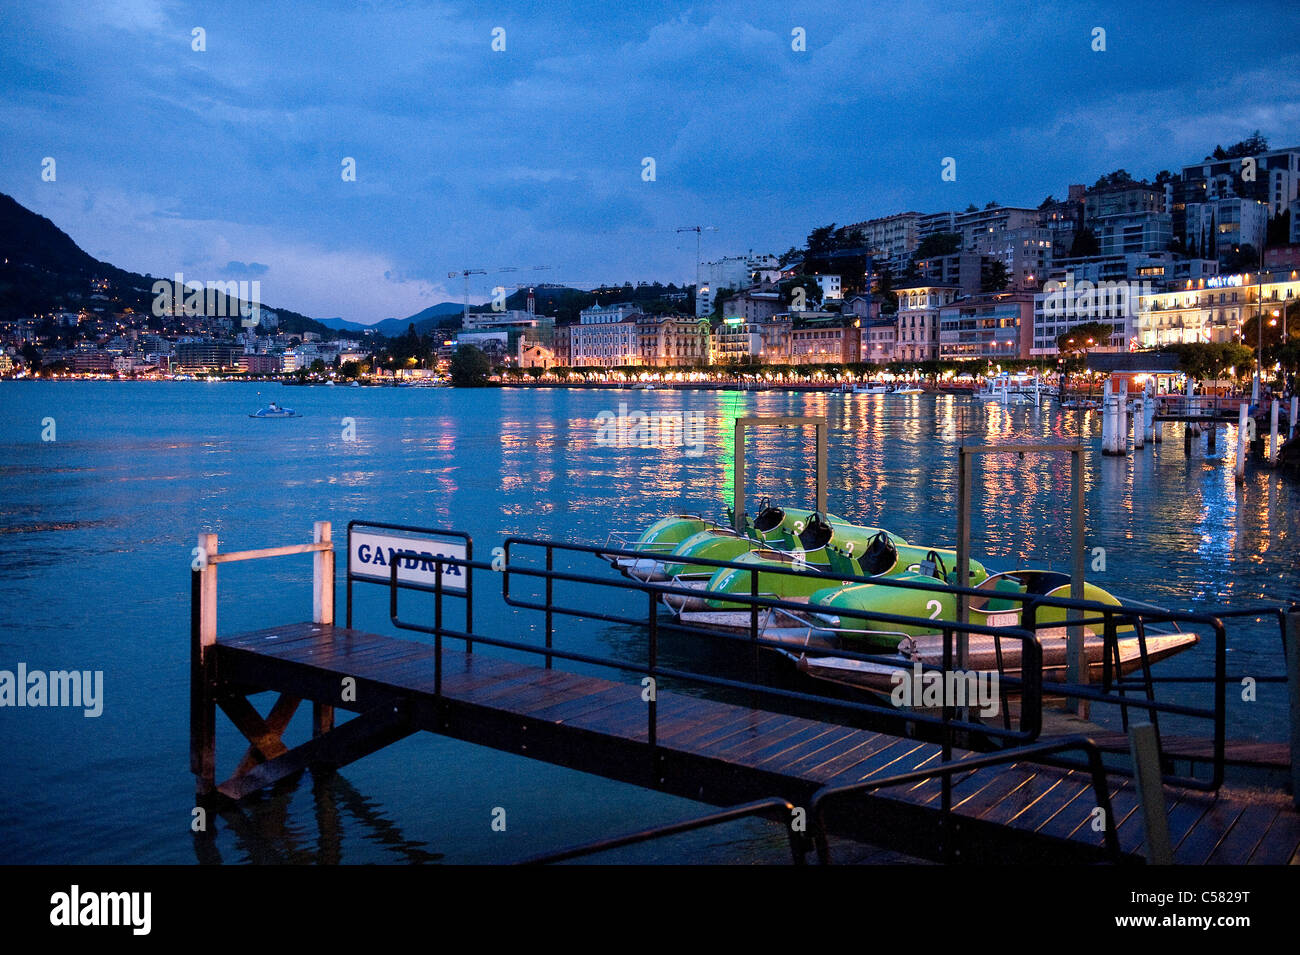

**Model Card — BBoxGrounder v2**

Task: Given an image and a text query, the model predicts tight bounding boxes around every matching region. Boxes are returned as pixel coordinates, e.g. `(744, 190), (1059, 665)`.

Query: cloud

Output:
(222, 260), (269, 279)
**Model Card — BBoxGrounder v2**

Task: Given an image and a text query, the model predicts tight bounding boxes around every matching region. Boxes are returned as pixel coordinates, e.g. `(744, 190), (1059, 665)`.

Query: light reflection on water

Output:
(0, 380), (1296, 864)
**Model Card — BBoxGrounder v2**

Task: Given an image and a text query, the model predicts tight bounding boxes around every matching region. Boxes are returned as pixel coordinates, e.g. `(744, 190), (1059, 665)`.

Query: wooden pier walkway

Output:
(201, 621), (1300, 865)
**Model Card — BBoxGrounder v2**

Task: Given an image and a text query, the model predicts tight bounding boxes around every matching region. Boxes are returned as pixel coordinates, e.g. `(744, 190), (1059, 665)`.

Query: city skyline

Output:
(3, 0), (1300, 324)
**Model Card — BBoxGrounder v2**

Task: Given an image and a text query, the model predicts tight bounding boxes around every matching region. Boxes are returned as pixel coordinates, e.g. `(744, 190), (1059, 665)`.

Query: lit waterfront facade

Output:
(938, 291), (1035, 360)
(1136, 269), (1300, 347)
(894, 284), (960, 362)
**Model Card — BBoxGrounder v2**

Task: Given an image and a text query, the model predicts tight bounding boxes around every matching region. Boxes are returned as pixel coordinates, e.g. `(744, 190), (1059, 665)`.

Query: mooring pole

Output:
(1207, 422), (1217, 455)
(1270, 400), (1280, 466)
(956, 447), (971, 670)
(1119, 377), (1129, 451)
(1291, 396), (1298, 441)
(733, 420), (746, 533)
(1236, 403), (1249, 482)
(815, 421), (827, 517)
(1068, 448), (1088, 717)
(1134, 392), (1145, 449)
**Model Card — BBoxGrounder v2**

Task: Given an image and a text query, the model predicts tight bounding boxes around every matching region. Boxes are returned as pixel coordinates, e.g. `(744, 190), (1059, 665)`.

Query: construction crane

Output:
(676, 226), (718, 315)
(447, 266), (553, 325)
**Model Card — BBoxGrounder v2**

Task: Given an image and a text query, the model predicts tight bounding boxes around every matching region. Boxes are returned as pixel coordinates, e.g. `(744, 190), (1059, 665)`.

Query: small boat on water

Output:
(890, 384), (923, 395)
(249, 402), (300, 418)
(851, 382), (890, 394)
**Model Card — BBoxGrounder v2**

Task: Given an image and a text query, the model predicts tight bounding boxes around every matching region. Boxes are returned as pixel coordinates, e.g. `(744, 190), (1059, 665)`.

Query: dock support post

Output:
(1207, 423), (1216, 455)
(191, 532), (219, 799)
(1270, 400), (1280, 466)
(1119, 378), (1129, 451)
(1184, 423), (1193, 457)
(1291, 396), (1298, 441)
(1102, 381), (1119, 455)
(312, 521), (336, 738)
(1128, 722), (1173, 864)
(1236, 403), (1249, 482)
(1134, 393), (1145, 449)
(1288, 608), (1300, 809)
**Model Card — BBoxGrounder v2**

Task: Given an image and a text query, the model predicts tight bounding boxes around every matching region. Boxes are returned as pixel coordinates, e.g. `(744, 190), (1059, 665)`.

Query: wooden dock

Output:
(197, 620), (1300, 865)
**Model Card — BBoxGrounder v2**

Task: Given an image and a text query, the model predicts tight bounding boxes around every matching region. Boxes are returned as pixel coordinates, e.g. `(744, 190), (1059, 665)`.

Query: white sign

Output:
(349, 530), (467, 592)
(985, 611), (1020, 628)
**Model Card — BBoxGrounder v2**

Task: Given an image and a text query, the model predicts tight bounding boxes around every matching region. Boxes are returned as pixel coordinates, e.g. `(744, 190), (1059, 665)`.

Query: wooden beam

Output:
(208, 541), (331, 564)
(216, 702), (414, 802)
(219, 694), (295, 763)
(230, 694), (302, 777)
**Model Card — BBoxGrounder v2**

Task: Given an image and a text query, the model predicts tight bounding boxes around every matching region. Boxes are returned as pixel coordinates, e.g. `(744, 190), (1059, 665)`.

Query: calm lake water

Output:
(0, 380), (1296, 864)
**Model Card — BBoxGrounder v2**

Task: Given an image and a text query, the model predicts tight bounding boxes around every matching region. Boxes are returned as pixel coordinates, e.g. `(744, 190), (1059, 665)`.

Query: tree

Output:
(806, 224), (838, 257)
(981, 260), (1010, 292)
(914, 232), (961, 259)
(1056, 322), (1114, 360)
(1166, 342), (1254, 382)
(1266, 210), (1291, 248)
(1208, 133), (1268, 161)
(1093, 169), (1135, 189)
(1222, 244), (1259, 273)
(1070, 228), (1100, 257)
(874, 267), (898, 314)
(1153, 170), (1174, 186)
(309, 359), (325, 374)
(712, 286), (739, 317)
(449, 345), (491, 386)
(779, 276), (822, 310)
(1038, 195), (1057, 209)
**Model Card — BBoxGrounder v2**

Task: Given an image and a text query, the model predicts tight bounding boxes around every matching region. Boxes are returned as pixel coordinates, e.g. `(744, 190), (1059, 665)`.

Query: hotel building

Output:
(1136, 269), (1300, 347)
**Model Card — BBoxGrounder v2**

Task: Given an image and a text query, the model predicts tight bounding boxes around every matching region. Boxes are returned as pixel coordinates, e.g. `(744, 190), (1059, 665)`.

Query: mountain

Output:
(0, 192), (349, 340)
(317, 302), (464, 336)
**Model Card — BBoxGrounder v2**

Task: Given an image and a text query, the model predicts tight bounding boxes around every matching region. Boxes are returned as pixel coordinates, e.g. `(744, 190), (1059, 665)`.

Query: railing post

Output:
(1287, 608), (1300, 809)
(648, 588), (658, 752)
(199, 532), (218, 650)
(545, 545), (554, 670)
(1128, 722), (1173, 864)
(192, 532), (218, 798)
(434, 558), (444, 699)
(313, 521), (333, 625)
(312, 522), (336, 738)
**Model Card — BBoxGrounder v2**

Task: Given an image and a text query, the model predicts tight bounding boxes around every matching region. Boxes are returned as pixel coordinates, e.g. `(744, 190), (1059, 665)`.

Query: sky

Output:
(1, 0), (1298, 324)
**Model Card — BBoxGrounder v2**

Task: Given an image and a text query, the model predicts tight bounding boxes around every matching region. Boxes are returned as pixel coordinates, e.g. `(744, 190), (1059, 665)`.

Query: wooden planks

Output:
(209, 622), (1300, 865)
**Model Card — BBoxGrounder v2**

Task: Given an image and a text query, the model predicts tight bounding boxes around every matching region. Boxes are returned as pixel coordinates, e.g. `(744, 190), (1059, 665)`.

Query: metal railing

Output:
(503, 536), (1287, 791)
(345, 520), (473, 638)
(808, 735), (1122, 864)
(515, 797), (807, 865)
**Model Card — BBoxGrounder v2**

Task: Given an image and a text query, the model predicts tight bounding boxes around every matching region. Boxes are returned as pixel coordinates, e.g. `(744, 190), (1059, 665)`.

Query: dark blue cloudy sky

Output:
(2, 0), (1298, 323)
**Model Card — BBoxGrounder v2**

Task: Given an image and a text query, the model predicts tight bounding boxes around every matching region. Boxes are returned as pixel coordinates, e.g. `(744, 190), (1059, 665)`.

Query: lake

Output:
(0, 380), (1295, 863)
